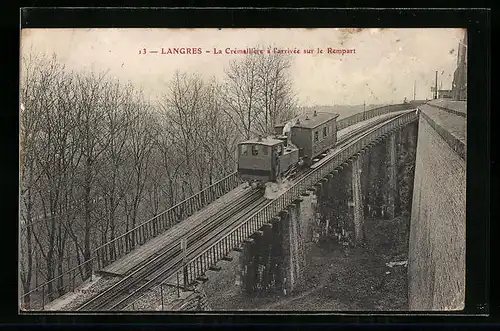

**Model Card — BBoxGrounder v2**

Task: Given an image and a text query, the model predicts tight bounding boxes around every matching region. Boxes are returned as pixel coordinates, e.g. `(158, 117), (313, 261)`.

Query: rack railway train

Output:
(237, 110), (340, 189)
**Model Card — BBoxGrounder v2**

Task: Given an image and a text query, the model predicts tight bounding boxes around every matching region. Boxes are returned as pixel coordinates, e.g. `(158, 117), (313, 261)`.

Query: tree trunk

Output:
(21, 187), (34, 308)
(21, 226), (33, 308)
(109, 193), (116, 260)
(83, 158), (93, 278)
(56, 218), (66, 297)
(46, 206), (56, 301)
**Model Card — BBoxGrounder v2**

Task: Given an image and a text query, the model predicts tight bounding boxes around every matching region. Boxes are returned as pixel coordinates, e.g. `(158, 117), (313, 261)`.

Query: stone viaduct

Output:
(236, 99), (466, 311)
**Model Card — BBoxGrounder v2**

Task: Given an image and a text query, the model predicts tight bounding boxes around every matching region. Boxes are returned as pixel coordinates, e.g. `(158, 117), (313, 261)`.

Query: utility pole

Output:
(434, 70), (438, 99)
(413, 80), (416, 101)
(363, 101), (366, 120)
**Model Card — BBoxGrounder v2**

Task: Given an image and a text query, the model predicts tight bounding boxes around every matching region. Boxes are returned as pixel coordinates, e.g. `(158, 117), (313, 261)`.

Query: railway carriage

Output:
(238, 110), (339, 188)
(238, 136), (299, 188)
(275, 111), (339, 165)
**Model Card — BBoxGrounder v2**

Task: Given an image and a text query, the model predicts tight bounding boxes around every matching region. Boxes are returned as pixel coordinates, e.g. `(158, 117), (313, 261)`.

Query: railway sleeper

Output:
(93, 270), (125, 279)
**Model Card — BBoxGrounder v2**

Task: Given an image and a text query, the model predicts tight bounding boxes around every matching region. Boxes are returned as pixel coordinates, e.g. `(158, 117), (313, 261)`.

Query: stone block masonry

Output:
(385, 133), (398, 219)
(238, 195), (317, 295)
(408, 112), (466, 310)
(169, 285), (211, 311)
(178, 286), (211, 311)
(351, 157), (364, 246)
(302, 122), (418, 250)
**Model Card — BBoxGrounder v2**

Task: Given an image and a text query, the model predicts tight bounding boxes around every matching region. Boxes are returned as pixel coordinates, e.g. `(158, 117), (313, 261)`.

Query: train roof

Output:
(276, 111), (340, 129)
(239, 137), (284, 146)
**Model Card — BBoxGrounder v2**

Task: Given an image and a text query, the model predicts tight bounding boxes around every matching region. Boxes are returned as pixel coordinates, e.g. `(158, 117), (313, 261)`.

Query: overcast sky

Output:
(21, 28), (465, 106)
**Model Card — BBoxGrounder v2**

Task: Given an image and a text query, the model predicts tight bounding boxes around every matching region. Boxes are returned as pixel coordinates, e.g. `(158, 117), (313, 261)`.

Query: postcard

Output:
(19, 27), (467, 312)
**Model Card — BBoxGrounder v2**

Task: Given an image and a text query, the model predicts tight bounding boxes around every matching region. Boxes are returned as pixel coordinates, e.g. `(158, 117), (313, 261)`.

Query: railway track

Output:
(75, 110), (414, 311)
(76, 190), (263, 311)
(112, 197), (270, 310)
(116, 111), (416, 310)
(105, 185), (253, 278)
(289, 110), (410, 183)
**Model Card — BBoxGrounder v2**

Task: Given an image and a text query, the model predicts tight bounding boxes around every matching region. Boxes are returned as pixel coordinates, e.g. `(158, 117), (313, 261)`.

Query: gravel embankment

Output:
(48, 275), (123, 311)
(121, 283), (181, 311)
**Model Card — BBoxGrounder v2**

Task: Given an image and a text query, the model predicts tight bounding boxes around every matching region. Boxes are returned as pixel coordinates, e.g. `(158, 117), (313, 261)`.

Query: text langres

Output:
(161, 47), (203, 54)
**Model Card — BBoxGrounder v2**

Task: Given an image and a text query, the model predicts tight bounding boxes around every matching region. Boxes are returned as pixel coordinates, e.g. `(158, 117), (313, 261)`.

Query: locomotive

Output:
(237, 110), (340, 188)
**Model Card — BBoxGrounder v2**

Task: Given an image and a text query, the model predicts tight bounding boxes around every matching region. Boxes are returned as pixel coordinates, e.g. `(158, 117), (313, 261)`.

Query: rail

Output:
(180, 111), (419, 286)
(76, 191), (263, 311)
(94, 172), (242, 269)
(93, 105), (418, 274)
(337, 101), (424, 131)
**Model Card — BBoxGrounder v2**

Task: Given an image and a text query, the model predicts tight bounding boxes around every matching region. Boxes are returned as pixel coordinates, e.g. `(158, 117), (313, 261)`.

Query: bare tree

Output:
(20, 52), (46, 307)
(159, 71), (206, 197)
(19, 47), (301, 306)
(20, 52), (180, 304)
(256, 51), (298, 132)
(94, 80), (135, 259)
(144, 144), (165, 217)
(201, 77), (240, 181)
(72, 70), (113, 278)
(154, 117), (185, 207)
(24, 55), (82, 300)
(222, 55), (262, 140)
(222, 48), (298, 140)
(144, 111), (176, 218)
(123, 101), (156, 243)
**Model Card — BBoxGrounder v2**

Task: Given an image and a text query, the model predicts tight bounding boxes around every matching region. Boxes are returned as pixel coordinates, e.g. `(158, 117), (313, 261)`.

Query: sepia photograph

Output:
(19, 27), (467, 312)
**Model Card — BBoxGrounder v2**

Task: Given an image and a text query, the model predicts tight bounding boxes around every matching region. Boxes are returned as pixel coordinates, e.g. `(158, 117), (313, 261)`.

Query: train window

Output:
(240, 145), (248, 156)
(263, 146), (269, 155)
(323, 126), (327, 137)
(314, 131), (319, 142)
(252, 145), (259, 156)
